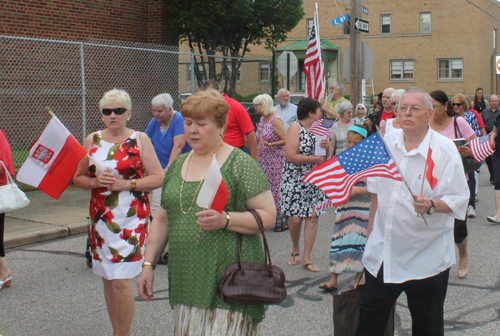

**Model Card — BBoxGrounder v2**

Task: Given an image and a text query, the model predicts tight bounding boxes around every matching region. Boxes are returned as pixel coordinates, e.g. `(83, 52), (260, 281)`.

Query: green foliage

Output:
(242, 93), (260, 102)
(233, 93), (244, 102)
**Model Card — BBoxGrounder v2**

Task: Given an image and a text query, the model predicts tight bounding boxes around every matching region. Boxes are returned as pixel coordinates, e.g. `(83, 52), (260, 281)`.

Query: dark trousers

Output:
(467, 171), (475, 208)
(486, 155), (494, 182)
(356, 266), (450, 336)
(0, 213), (5, 257)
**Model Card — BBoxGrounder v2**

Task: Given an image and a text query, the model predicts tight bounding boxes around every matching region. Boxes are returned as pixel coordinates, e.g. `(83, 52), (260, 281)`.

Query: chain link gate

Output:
(0, 35), (272, 167)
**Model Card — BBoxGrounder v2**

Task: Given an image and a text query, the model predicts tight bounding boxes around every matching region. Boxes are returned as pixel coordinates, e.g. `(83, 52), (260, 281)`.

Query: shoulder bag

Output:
(218, 209), (287, 305)
(453, 117), (482, 173)
(0, 160), (30, 213)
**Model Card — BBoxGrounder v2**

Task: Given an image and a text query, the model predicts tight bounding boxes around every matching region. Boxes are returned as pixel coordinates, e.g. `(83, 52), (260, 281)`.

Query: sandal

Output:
(288, 253), (300, 265)
(274, 226), (289, 232)
(0, 276), (12, 290)
(319, 283), (338, 292)
(303, 263), (320, 272)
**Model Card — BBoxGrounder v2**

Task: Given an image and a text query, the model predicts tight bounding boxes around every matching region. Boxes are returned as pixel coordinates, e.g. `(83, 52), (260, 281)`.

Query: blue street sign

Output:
(332, 14), (349, 27)
(362, 6), (369, 15)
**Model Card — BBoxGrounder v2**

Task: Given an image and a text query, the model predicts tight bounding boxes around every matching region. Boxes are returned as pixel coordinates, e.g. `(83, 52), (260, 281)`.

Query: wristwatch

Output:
(427, 200), (436, 215)
(142, 261), (156, 270)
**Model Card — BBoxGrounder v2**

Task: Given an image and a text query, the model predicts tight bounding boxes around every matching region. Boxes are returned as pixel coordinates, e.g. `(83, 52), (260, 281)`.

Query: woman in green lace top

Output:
(137, 89), (276, 335)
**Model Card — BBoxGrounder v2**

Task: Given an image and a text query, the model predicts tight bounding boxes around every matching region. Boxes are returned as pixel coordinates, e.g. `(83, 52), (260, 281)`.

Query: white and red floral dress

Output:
(87, 131), (149, 280)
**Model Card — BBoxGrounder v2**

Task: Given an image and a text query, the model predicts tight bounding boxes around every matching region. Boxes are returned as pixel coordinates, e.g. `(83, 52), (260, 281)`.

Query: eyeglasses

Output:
(357, 107), (365, 110)
(432, 104), (444, 109)
(102, 107), (128, 116)
(399, 105), (429, 114)
(451, 103), (463, 107)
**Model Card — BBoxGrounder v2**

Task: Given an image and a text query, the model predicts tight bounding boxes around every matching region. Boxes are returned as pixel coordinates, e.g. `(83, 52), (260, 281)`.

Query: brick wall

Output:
(0, 0), (178, 46)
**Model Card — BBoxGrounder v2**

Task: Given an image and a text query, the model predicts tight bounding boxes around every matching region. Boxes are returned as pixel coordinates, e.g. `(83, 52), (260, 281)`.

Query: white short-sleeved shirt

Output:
(363, 128), (469, 284)
(275, 103), (298, 132)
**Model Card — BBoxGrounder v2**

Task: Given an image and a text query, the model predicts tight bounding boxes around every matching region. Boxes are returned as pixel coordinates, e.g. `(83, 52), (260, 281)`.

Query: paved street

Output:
(2, 168), (500, 335)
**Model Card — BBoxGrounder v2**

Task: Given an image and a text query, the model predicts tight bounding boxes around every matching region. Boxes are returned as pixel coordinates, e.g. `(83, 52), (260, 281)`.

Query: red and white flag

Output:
(425, 135), (441, 190)
(17, 116), (87, 199)
(304, 5), (325, 102)
(469, 134), (495, 162)
(196, 155), (229, 213)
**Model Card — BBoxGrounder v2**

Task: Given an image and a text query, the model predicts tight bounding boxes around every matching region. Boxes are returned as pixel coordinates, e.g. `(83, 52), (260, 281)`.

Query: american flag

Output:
(425, 134), (441, 190)
(309, 118), (335, 137)
(304, 10), (325, 101)
(303, 132), (402, 207)
(469, 134), (495, 162)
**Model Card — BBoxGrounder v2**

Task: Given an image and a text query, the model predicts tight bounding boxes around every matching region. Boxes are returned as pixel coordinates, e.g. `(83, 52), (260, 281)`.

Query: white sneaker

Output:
(467, 205), (476, 218)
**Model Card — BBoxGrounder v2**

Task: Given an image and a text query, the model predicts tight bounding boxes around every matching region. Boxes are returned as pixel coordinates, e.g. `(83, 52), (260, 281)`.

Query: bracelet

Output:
(223, 212), (230, 230)
(142, 261), (156, 270)
(131, 179), (137, 190)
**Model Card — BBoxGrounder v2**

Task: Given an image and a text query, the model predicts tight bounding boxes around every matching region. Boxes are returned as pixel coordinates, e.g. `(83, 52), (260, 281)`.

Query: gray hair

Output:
(332, 82), (345, 96)
(151, 93), (173, 110)
(99, 88), (132, 111)
(402, 87), (433, 109)
(390, 89), (405, 109)
(253, 94), (275, 116)
(277, 88), (289, 98)
(490, 94), (499, 102)
(338, 101), (353, 116)
(355, 103), (366, 117)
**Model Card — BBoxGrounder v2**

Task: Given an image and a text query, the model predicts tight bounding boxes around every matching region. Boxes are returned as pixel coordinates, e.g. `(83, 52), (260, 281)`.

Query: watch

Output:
(223, 212), (231, 230)
(142, 261), (156, 270)
(427, 200), (436, 215)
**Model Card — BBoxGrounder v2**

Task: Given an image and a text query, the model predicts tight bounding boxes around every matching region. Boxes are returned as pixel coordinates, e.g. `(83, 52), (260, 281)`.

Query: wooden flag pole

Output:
(46, 107), (105, 174)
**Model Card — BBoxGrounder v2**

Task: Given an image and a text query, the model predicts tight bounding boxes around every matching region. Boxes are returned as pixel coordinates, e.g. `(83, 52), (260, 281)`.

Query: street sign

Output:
(362, 6), (369, 15)
(354, 18), (369, 33)
(277, 51), (298, 78)
(343, 41), (373, 80)
(496, 56), (500, 74)
(332, 14), (349, 27)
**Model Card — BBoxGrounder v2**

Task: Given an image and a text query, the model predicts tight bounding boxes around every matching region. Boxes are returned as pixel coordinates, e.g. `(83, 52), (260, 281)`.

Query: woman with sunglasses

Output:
(472, 87), (489, 113)
(354, 103), (367, 123)
(429, 90), (476, 279)
(74, 89), (164, 335)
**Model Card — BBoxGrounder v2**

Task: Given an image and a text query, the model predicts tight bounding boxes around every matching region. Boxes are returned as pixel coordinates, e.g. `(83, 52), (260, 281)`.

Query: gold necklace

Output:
(179, 142), (224, 215)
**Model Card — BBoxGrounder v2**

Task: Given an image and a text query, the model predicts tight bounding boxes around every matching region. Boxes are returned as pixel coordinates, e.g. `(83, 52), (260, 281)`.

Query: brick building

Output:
(253, 0), (500, 97)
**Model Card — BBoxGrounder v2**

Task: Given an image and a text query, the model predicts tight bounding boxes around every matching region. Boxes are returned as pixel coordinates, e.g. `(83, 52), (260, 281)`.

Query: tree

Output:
(166, 0), (304, 97)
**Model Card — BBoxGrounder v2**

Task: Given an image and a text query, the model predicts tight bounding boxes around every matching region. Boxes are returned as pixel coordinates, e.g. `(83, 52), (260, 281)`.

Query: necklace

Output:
(179, 142), (224, 215)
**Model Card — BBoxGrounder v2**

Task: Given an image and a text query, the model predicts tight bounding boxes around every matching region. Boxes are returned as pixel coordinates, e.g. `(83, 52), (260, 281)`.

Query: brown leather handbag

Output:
(218, 209), (287, 305)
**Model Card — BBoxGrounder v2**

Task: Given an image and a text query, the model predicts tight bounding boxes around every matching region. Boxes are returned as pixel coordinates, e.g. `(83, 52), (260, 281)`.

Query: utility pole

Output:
(350, 0), (362, 106)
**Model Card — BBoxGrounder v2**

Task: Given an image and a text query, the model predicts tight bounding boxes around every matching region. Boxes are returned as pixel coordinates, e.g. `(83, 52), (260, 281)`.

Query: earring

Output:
(127, 118), (130, 121)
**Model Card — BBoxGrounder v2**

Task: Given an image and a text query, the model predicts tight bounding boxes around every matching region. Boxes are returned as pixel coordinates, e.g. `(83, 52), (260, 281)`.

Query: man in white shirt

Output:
(356, 87), (469, 336)
(274, 89), (297, 132)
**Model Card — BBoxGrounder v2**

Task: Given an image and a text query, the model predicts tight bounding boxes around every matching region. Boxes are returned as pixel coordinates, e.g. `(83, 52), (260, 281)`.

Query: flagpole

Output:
(46, 107), (105, 174)
(315, 3), (326, 101)
(377, 130), (429, 225)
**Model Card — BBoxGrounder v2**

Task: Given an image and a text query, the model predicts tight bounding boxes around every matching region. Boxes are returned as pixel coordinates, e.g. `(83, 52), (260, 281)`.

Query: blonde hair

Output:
(180, 89), (228, 128)
(253, 94), (275, 116)
(452, 94), (469, 110)
(99, 89), (132, 111)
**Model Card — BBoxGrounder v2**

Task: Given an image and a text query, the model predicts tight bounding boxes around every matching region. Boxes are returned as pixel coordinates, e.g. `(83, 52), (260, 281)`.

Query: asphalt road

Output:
(2, 167), (500, 335)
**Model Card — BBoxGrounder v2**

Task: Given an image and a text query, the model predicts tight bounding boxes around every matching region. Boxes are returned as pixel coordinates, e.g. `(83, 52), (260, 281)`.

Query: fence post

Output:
(271, 51), (276, 100)
(190, 53), (196, 94)
(80, 43), (87, 141)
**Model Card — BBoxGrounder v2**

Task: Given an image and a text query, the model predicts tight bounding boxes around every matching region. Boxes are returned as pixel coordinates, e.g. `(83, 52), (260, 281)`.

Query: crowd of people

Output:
(1, 81), (499, 336)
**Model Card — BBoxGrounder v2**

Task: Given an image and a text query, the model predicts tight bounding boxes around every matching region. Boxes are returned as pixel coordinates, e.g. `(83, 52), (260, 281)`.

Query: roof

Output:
(275, 39), (340, 51)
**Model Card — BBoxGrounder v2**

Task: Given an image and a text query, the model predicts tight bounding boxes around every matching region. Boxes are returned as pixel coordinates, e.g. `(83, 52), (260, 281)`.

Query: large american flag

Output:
(304, 12), (325, 101)
(309, 118), (335, 137)
(469, 134), (495, 162)
(303, 132), (402, 207)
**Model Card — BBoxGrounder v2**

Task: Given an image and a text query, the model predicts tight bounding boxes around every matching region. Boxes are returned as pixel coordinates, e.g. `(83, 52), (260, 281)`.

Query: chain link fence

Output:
(0, 35), (272, 167)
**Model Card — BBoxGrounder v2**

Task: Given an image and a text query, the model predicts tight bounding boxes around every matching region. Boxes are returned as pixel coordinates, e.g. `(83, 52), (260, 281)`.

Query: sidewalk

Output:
(4, 186), (90, 249)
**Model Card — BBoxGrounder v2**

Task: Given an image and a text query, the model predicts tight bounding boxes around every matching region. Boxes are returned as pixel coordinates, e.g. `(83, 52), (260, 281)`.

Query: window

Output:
(381, 15), (391, 34)
(258, 63), (271, 83)
(390, 60), (414, 80)
(306, 18), (314, 37)
(186, 64), (205, 82)
(420, 13), (431, 34)
(494, 29), (497, 50)
(438, 59), (463, 80)
(343, 20), (350, 36)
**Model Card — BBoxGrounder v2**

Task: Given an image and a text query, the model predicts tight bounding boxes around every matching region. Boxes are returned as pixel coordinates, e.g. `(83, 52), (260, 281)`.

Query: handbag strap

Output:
(453, 116), (464, 139)
(0, 160), (15, 185)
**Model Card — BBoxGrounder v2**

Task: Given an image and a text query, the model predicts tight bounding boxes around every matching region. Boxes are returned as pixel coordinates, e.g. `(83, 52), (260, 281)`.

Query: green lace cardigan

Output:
(162, 148), (271, 326)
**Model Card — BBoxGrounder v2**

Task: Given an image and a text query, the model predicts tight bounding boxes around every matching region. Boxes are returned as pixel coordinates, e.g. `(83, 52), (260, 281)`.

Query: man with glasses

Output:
(480, 94), (499, 183)
(274, 88), (297, 132)
(356, 87), (469, 336)
(321, 81), (350, 119)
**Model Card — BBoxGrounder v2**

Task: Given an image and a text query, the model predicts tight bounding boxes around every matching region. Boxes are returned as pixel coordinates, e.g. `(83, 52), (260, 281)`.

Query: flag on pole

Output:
(304, 6), (325, 101)
(17, 116), (87, 199)
(425, 136), (441, 190)
(469, 134), (495, 162)
(196, 155), (229, 213)
(303, 132), (402, 207)
(309, 118), (336, 137)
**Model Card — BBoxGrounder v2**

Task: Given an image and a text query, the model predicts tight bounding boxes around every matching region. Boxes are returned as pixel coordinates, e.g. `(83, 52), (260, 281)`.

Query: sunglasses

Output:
(451, 103), (463, 107)
(391, 102), (398, 106)
(102, 107), (128, 116)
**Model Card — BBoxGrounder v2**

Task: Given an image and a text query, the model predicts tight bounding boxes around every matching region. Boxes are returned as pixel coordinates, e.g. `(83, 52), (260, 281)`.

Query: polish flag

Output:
(17, 116), (87, 199)
(425, 136), (441, 190)
(196, 155), (229, 213)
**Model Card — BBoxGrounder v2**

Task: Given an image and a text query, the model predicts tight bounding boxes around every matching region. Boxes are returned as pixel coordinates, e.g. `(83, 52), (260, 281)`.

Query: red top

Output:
(0, 129), (15, 186)
(469, 109), (485, 129)
(380, 110), (394, 124)
(222, 94), (255, 148)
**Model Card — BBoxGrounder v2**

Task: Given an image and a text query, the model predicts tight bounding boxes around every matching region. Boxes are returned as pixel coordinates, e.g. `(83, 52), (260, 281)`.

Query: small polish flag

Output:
(196, 155), (229, 213)
(425, 136), (441, 190)
(17, 116), (87, 199)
